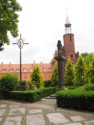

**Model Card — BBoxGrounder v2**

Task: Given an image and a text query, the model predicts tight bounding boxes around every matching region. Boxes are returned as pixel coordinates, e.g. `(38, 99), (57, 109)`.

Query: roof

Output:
(0, 63), (52, 73)
(65, 14), (71, 25)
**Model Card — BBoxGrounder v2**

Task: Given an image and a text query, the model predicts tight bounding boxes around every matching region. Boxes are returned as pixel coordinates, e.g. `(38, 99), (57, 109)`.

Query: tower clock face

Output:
(18, 39), (24, 49)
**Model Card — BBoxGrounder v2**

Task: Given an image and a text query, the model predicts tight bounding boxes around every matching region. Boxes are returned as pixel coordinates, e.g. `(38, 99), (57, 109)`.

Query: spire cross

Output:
(13, 34), (29, 82)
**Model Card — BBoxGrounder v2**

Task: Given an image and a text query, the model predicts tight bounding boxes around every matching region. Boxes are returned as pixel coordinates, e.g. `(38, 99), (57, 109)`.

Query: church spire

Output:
(64, 14), (72, 34)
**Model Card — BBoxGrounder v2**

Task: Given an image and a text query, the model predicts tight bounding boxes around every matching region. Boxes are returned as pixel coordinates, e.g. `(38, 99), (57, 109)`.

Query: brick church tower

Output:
(62, 14), (78, 63)
(51, 14), (79, 66)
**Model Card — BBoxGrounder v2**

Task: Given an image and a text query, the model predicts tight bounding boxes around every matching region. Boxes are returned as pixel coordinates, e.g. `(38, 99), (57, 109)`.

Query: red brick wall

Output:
(63, 33), (76, 63)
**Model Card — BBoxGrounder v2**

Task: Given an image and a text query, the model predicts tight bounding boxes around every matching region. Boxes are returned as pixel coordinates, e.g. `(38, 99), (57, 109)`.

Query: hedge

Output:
(2, 87), (55, 102)
(56, 89), (94, 111)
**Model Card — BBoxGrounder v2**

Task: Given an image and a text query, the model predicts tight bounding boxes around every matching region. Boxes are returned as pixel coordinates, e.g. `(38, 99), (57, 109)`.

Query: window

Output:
(9, 68), (14, 72)
(1, 68), (6, 73)
(48, 68), (52, 72)
(16, 68), (20, 72)
(71, 54), (73, 58)
(29, 68), (32, 72)
(43, 67), (47, 72)
(24, 74), (26, 78)
(23, 68), (27, 72)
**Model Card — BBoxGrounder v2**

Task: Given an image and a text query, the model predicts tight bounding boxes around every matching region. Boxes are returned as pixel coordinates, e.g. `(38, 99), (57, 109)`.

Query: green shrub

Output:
(56, 89), (94, 111)
(83, 84), (94, 91)
(31, 65), (44, 88)
(0, 74), (18, 92)
(44, 80), (52, 87)
(9, 91), (28, 101)
(7, 87), (55, 102)
(27, 81), (34, 90)
(27, 90), (41, 102)
(67, 86), (78, 90)
(40, 87), (55, 98)
(18, 81), (29, 91)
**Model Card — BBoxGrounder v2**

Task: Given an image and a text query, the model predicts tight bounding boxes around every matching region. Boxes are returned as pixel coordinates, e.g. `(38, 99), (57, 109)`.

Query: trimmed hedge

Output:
(40, 87), (55, 98)
(5, 87), (55, 102)
(83, 84), (94, 91)
(56, 89), (94, 111)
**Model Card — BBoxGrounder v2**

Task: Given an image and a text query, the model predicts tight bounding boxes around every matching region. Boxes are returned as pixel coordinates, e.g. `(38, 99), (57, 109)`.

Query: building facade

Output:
(0, 63), (52, 81)
(51, 15), (79, 66)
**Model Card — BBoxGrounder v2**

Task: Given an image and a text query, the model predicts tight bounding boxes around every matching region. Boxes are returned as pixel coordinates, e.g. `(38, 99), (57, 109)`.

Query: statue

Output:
(55, 40), (65, 89)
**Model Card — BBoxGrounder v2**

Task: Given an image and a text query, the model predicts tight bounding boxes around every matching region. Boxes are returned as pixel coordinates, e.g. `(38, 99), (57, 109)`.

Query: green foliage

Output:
(27, 80), (34, 90)
(83, 84), (94, 91)
(31, 65), (44, 88)
(0, 0), (22, 50)
(51, 63), (58, 86)
(18, 81), (29, 91)
(81, 53), (94, 83)
(88, 56), (94, 83)
(74, 56), (86, 86)
(0, 74), (18, 92)
(7, 87), (55, 102)
(64, 59), (74, 86)
(44, 80), (52, 87)
(40, 87), (55, 98)
(56, 89), (94, 111)
(81, 53), (94, 64)
(9, 90), (41, 102)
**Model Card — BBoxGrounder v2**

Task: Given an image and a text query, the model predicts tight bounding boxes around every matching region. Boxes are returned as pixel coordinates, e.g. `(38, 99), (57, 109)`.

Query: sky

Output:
(0, 0), (94, 64)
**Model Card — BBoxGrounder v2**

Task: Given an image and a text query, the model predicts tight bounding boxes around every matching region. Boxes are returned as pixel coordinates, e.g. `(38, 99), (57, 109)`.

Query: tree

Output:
(0, 74), (18, 92)
(74, 56), (86, 86)
(81, 53), (94, 83)
(88, 55), (94, 83)
(64, 59), (74, 86)
(51, 63), (58, 86)
(31, 65), (44, 89)
(0, 0), (22, 50)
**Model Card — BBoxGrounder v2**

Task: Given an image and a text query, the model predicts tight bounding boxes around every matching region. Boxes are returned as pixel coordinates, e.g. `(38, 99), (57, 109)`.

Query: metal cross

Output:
(13, 34), (29, 82)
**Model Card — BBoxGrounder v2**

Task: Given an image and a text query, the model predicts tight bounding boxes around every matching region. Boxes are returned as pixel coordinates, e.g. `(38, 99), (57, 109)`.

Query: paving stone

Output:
(10, 105), (20, 108)
(8, 108), (25, 116)
(0, 109), (6, 117)
(3, 116), (22, 125)
(0, 104), (7, 108)
(70, 115), (85, 122)
(29, 109), (42, 114)
(85, 120), (94, 125)
(64, 123), (82, 125)
(30, 103), (55, 110)
(26, 114), (45, 125)
(47, 113), (70, 124)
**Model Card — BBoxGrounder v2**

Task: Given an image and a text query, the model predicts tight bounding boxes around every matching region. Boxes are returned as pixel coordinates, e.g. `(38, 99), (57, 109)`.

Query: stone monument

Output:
(55, 40), (65, 89)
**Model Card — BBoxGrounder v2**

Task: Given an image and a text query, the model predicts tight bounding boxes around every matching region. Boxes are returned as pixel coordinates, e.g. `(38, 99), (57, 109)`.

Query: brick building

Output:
(51, 15), (79, 66)
(0, 62), (52, 81)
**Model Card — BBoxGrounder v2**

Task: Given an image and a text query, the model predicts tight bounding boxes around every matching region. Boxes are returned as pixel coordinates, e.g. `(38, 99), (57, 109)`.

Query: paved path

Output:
(0, 97), (94, 125)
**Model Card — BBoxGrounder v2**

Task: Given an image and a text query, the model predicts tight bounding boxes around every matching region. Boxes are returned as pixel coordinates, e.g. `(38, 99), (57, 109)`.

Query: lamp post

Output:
(13, 34), (29, 82)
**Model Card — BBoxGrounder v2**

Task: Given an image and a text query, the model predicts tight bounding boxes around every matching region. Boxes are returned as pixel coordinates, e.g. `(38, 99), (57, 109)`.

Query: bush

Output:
(27, 81), (34, 90)
(83, 83), (94, 91)
(0, 74), (18, 92)
(18, 81), (29, 91)
(56, 89), (94, 111)
(40, 87), (55, 98)
(6, 87), (55, 102)
(44, 80), (52, 87)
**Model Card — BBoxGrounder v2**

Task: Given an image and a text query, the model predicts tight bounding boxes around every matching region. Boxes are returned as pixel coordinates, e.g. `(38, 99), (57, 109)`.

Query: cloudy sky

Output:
(0, 0), (94, 64)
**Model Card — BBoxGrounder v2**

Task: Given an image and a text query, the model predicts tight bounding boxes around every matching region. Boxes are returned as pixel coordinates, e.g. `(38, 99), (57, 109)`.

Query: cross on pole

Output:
(13, 34), (29, 82)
